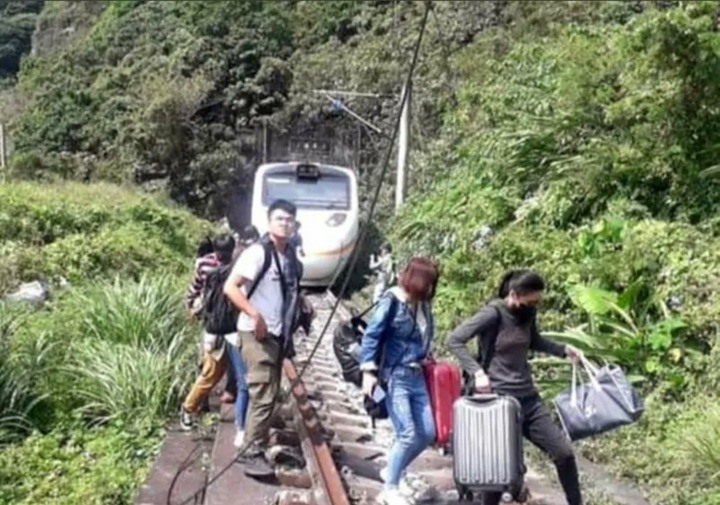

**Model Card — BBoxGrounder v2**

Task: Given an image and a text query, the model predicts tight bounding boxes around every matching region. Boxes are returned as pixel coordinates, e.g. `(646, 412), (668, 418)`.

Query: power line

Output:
(312, 89), (397, 99)
(294, 1), (431, 387)
(166, 4), (432, 504)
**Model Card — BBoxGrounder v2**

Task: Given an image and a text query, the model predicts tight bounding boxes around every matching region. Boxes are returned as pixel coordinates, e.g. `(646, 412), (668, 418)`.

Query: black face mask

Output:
(511, 304), (536, 324)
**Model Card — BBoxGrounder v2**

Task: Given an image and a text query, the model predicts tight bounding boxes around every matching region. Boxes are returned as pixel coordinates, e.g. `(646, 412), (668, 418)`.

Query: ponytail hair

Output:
(498, 269), (545, 298)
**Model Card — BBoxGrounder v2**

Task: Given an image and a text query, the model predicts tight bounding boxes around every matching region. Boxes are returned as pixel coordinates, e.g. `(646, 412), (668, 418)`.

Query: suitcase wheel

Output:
(457, 487), (473, 502)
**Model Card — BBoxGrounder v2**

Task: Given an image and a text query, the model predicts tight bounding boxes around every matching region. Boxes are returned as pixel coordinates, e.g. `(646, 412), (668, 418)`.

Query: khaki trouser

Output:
(240, 330), (282, 448)
(183, 350), (227, 414)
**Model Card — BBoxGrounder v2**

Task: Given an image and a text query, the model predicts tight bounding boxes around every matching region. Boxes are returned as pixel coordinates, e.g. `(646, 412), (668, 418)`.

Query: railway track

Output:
(284, 292), (565, 505)
(290, 291), (453, 505)
(136, 291), (566, 505)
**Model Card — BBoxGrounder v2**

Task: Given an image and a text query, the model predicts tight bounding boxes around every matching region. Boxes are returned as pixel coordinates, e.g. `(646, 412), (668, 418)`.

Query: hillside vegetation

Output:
(0, 182), (210, 504)
(0, 1), (43, 80)
(2, 1), (638, 220)
(390, 3), (720, 504)
(2, 1), (720, 504)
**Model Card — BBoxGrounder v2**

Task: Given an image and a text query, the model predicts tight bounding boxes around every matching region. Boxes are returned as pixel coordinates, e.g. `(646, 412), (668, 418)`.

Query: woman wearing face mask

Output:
(447, 270), (584, 505)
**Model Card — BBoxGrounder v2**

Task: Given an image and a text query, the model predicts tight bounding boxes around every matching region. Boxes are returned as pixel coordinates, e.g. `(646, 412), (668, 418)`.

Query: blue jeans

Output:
(226, 343), (249, 430)
(385, 367), (436, 488)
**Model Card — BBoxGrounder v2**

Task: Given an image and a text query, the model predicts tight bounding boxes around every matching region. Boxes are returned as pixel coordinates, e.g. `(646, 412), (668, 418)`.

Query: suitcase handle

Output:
(466, 393), (500, 402)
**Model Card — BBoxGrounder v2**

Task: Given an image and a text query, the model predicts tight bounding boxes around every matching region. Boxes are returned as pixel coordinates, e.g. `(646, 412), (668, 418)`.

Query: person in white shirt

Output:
(223, 199), (303, 477)
(370, 243), (394, 303)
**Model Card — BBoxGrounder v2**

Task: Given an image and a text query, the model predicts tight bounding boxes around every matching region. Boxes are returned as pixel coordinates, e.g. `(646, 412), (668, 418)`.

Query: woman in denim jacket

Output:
(359, 257), (439, 505)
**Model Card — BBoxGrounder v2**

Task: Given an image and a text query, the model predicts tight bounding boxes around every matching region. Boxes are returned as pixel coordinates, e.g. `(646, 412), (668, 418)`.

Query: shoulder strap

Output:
(375, 293), (399, 370)
(357, 299), (381, 319)
(247, 240), (273, 300)
(480, 305), (502, 372)
(378, 294), (417, 372)
(271, 247), (287, 300)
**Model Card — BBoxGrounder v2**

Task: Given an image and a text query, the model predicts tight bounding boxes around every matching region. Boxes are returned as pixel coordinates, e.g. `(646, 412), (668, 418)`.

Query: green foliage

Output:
(0, 1), (44, 78)
(5, 274), (197, 428)
(579, 392), (720, 505)
(384, 5), (720, 502)
(6, 0), (637, 219)
(0, 180), (203, 497)
(546, 283), (694, 394)
(9, 0), (300, 215)
(64, 276), (195, 426)
(0, 303), (49, 442)
(436, 2), (720, 226)
(0, 422), (162, 505)
(681, 403), (720, 487)
(0, 182), (211, 294)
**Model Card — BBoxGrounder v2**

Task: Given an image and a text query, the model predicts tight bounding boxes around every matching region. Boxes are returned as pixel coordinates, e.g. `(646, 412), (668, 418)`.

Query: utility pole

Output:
(395, 82), (411, 212)
(0, 123), (6, 181)
(311, 87), (412, 213)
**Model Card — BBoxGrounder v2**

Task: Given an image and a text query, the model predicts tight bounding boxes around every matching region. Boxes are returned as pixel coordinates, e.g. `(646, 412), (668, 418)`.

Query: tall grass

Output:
(63, 274), (196, 426)
(70, 336), (192, 426)
(0, 304), (50, 443)
(2, 274), (197, 430)
(72, 275), (188, 348)
(681, 403), (720, 484)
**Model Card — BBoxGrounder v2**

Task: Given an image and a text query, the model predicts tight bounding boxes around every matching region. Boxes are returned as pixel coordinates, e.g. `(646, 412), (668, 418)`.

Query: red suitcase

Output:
(423, 360), (462, 448)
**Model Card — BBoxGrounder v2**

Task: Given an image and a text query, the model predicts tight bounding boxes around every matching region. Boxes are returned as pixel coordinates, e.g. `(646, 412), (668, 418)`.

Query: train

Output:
(250, 161), (360, 287)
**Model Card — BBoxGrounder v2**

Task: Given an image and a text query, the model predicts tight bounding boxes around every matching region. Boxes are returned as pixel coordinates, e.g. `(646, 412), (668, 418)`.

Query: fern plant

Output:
(544, 282), (691, 391)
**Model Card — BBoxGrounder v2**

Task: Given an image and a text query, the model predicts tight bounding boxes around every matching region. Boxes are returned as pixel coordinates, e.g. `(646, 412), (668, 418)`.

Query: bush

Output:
(6, 274), (198, 428)
(62, 275), (196, 426)
(578, 392), (720, 505)
(0, 423), (162, 505)
(0, 303), (49, 443)
(0, 182), (212, 294)
(680, 403), (720, 488)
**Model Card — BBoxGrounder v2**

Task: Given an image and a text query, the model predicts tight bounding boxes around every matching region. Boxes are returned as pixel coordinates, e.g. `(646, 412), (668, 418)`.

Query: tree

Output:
(0, 1), (44, 78)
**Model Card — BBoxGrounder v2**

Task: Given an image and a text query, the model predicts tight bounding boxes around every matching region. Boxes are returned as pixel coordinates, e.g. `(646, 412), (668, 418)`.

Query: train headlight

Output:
(326, 213), (347, 227)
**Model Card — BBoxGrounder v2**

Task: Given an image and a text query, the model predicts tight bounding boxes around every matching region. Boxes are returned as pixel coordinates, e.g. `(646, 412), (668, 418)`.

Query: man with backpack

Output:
(180, 234), (240, 429)
(223, 199), (305, 476)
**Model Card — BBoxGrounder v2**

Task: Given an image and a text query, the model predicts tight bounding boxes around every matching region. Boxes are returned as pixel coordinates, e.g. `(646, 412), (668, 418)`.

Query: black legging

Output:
(484, 394), (582, 505)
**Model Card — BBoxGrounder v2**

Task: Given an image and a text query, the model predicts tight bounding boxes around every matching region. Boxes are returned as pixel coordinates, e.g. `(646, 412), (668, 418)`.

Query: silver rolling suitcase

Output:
(452, 395), (525, 504)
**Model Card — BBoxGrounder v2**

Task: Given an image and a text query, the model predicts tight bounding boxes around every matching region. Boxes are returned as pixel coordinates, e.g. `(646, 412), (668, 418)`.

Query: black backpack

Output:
(332, 294), (402, 421)
(332, 316), (366, 388)
(202, 237), (301, 335)
(202, 263), (238, 335)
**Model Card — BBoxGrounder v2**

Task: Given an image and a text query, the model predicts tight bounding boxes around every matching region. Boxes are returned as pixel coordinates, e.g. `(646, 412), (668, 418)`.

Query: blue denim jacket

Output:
(359, 288), (434, 381)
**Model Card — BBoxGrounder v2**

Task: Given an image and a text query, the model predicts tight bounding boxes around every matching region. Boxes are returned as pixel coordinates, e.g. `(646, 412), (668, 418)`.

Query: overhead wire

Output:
(293, 1), (431, 388)
(167, 3), (432, 504)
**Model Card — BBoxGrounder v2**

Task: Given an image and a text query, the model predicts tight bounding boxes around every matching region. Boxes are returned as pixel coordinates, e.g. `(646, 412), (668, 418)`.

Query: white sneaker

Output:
(379, 467), (438, 502)
(233, 429), (245, 449)
(376, 488), (414, 505)
(379, 468), (414, 499)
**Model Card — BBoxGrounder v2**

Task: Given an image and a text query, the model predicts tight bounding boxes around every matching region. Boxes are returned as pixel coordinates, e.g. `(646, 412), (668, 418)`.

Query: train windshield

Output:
(262, 168), (351, 210)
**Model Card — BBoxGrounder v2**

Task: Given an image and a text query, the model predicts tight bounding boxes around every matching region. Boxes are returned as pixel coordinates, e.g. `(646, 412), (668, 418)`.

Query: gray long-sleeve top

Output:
(447, 300), (567, 397)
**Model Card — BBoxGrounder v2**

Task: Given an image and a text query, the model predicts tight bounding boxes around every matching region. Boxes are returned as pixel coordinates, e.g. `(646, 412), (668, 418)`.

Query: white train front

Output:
(250, 162), (360, 287)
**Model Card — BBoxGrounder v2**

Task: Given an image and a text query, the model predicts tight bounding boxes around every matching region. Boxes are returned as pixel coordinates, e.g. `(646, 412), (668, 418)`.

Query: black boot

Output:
(236, 444), (274, 478)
